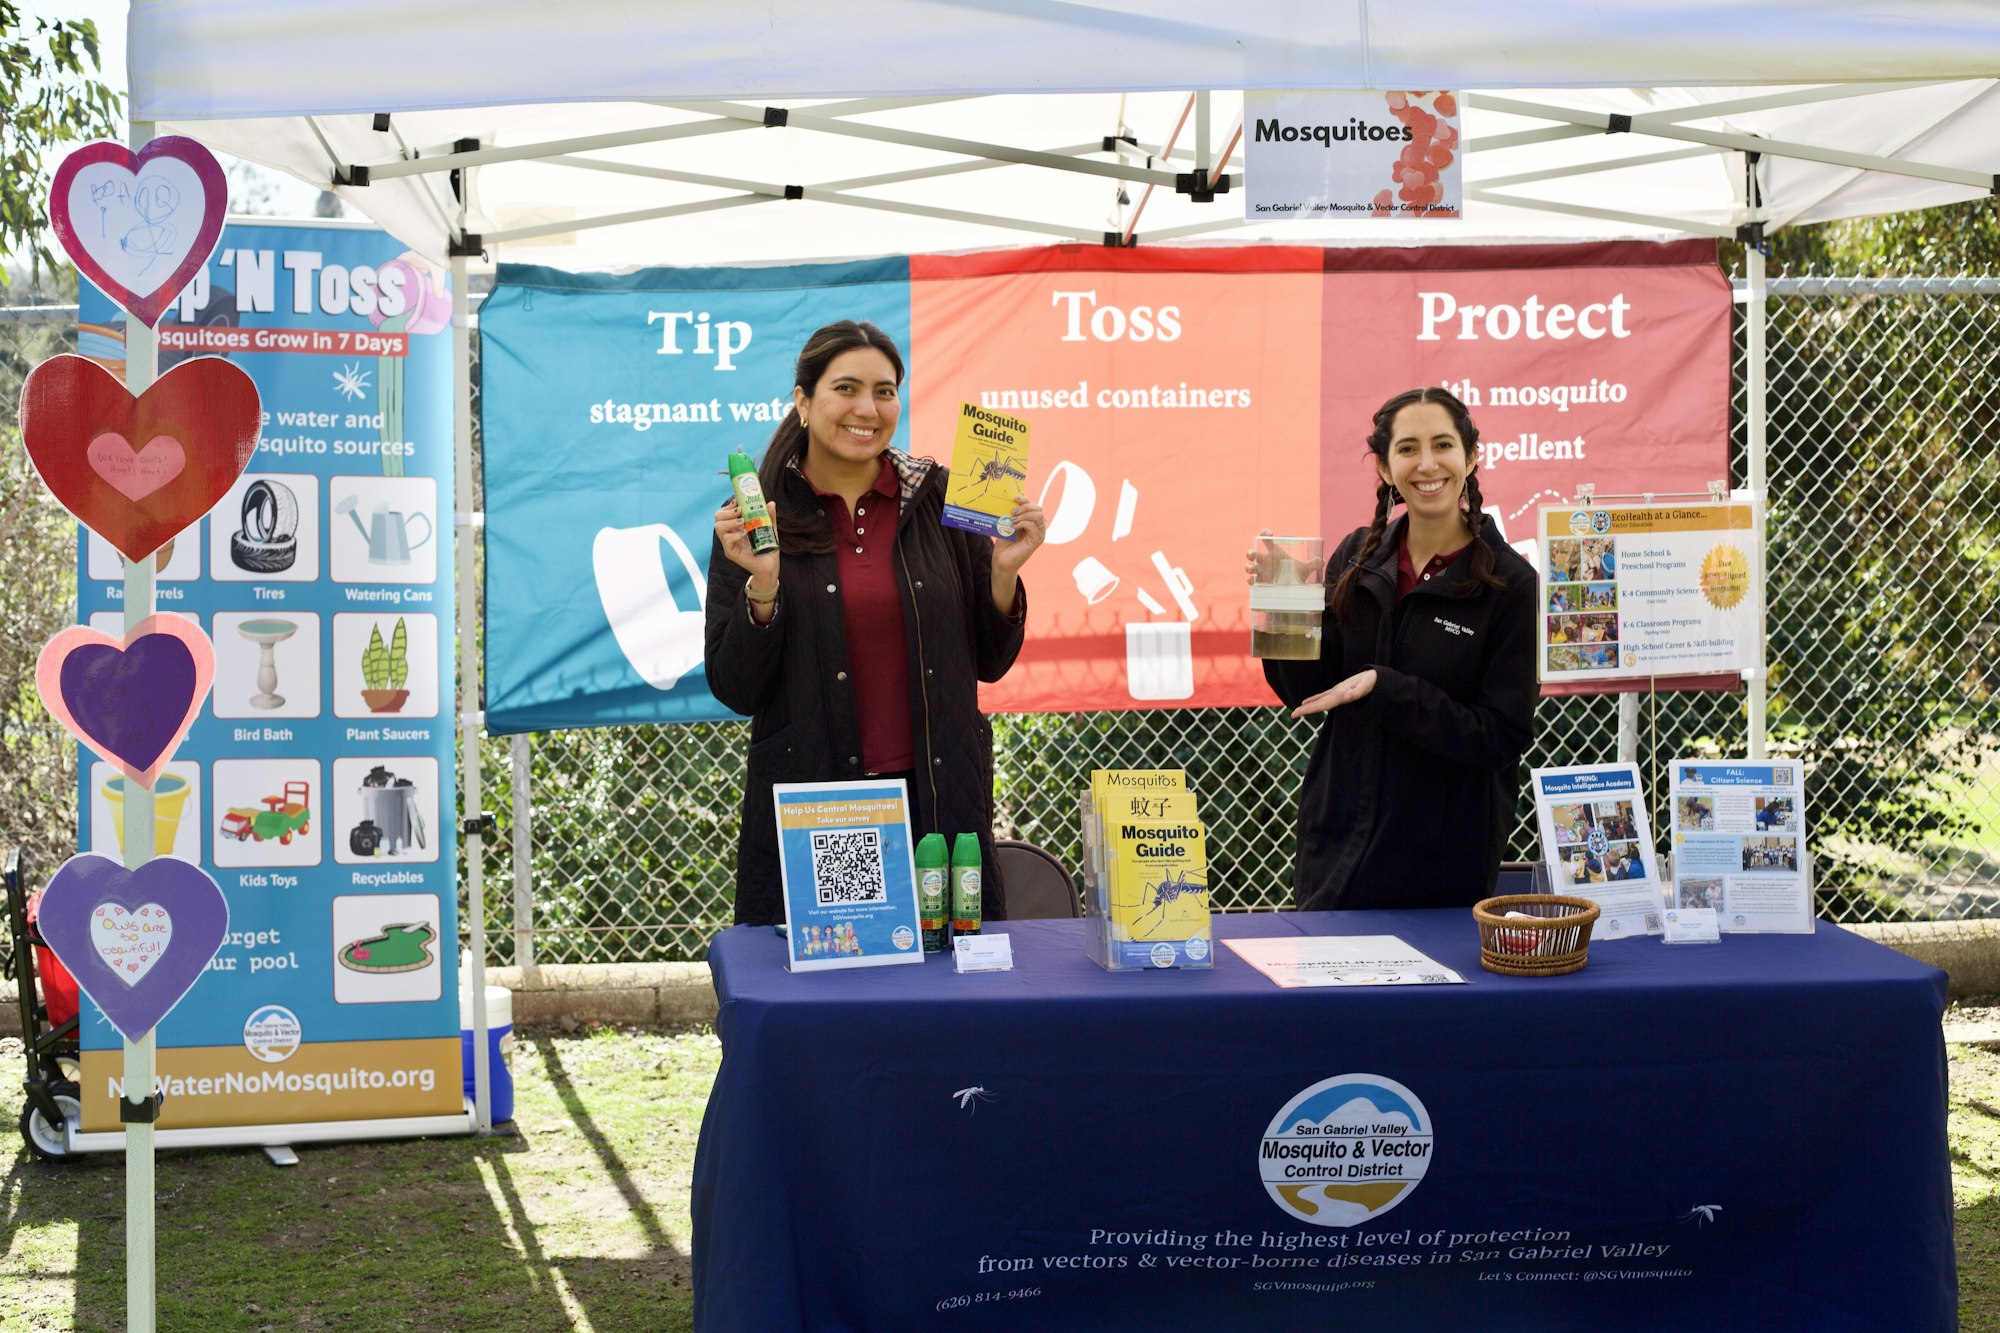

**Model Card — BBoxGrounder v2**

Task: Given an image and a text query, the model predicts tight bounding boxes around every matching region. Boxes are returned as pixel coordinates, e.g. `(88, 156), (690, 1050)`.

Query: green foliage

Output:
(0, 420), (77, 876)
(0, 7), (123, 283)
(470, 724), (745, 964)
(1750, 206), (2000, 909)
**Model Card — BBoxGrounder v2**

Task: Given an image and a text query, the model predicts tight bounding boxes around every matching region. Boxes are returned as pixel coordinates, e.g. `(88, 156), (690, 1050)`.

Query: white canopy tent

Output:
(123, 0), (2000, 1130)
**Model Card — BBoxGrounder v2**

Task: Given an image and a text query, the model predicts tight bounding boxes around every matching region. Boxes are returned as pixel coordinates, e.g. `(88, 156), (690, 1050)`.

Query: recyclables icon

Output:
(593, 524), (707, 690)
(1260, 1073), (1433, 1226)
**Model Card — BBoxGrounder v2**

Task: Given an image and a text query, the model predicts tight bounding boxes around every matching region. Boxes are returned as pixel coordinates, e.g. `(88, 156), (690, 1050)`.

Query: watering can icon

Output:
(336, 495), (434, 565)
(593, 523), (708, 690)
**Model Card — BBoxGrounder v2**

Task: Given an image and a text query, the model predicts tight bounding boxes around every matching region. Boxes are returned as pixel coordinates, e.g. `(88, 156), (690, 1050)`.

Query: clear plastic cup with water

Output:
(1249, 534), (1325, 660)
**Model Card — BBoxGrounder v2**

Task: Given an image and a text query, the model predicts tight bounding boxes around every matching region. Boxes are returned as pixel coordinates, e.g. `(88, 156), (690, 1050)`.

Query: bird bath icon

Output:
(238, 618), (298, 709)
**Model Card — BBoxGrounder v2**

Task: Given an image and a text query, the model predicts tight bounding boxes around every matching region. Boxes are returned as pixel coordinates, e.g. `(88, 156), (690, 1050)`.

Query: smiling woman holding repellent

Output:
(1251, 387), (1536, 911)
(705, 320), (1045, 926)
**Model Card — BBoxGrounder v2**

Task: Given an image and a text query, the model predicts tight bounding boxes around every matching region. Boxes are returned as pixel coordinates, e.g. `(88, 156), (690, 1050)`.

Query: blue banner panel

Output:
(76, 220), (460, 1130)
(480, 258), (911, 733)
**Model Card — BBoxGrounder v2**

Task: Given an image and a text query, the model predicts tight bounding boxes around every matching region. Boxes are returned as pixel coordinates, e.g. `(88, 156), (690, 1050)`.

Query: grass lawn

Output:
(0, 1026), (720, 1332)
(3, 1019), (1996, 1330)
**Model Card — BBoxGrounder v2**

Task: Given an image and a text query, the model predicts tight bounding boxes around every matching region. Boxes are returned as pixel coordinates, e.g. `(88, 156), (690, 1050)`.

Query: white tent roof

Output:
(128, 2), (2000, 265)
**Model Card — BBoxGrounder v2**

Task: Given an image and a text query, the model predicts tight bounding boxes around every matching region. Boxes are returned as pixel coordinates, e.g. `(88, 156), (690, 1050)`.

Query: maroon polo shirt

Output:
(808, 456), (914, 774)
(1396, 536), (1468, 600)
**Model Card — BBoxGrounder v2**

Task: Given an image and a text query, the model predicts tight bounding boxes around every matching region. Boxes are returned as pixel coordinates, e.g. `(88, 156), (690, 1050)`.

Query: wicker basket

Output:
(1472, 894), (1601, 977)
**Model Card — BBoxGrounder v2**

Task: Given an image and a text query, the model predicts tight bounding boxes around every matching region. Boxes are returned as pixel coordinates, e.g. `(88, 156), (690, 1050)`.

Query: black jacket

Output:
(704, 452), (1027, 926)
(1263, 515), (1536, 911)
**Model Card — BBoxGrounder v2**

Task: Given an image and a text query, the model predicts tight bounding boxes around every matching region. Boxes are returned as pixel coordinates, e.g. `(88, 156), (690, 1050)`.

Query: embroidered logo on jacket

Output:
(1433, 616), (1475, 638)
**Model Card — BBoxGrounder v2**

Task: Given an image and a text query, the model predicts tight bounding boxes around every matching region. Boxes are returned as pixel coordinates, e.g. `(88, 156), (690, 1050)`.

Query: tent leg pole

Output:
(1746, 228), (1768, 761)
(453, 250), (491, 1132)
(513, 733), (537, 984)
(120, 118), (162, 1333)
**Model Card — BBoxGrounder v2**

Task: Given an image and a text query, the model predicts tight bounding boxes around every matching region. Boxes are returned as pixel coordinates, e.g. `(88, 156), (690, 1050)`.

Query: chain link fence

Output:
(2, 271), (1995, 972)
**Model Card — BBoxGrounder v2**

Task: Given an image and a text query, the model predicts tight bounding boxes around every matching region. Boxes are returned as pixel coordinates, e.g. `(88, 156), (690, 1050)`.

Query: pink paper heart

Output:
(87, 432), (186, 501)
(49, 137), (227, 328)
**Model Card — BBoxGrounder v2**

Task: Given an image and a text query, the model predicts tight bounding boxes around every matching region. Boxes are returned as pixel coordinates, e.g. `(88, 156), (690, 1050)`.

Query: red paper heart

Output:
(19, 354), (261, 561)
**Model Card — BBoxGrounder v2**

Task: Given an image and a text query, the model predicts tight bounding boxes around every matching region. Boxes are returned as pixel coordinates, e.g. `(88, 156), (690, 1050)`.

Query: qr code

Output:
(1418, 973), (1448, 983)
(810, 828), (888, 906)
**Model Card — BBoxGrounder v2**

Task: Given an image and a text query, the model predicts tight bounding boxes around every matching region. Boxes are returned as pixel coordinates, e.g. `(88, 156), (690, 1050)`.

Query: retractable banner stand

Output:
(75, 219), (462, 1135)
(480, 240), (1729, 727)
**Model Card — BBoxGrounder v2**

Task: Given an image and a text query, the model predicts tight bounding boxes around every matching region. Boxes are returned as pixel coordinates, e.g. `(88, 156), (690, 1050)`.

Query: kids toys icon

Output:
(220, 779), (311, 845)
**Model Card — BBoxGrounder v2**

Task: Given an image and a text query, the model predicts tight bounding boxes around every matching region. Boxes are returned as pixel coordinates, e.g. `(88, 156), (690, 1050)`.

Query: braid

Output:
(1328, 482), (1398, 626)
(1459, 472), (1507, 591)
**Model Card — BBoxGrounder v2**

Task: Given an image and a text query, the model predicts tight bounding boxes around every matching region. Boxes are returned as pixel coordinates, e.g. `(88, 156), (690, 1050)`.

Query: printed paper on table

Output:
(1223, 936), (1466, 987)
(773, 780), (925, 971)
(1666, 759), (1812, 934)
(1530, 763), (1664, 940)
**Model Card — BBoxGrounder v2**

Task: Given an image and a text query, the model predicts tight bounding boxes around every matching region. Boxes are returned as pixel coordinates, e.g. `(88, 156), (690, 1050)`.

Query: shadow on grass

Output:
(1, 1108), (692, 1331)
(1962, 1191), (2000, 1333)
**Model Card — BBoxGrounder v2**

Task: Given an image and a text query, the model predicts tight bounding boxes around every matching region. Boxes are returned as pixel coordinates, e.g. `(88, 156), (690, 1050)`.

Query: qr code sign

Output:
(810, 828), (888, 906)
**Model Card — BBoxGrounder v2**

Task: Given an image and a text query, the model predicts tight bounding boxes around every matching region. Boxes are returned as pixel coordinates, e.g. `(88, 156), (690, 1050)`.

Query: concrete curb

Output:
(5, 921), (1999, 1039)
(478, 962), (720, 1029)
(0, 961), (721, 1040)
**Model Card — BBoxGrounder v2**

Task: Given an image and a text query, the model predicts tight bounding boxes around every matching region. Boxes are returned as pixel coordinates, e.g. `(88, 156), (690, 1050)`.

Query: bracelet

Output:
(744, 579), (779, 606)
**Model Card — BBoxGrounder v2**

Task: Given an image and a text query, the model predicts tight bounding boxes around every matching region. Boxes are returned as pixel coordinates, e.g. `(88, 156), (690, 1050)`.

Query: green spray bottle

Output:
(727, 449), (778, 555)
(915, 834), (949, 953)
(950, 833), (982, 939)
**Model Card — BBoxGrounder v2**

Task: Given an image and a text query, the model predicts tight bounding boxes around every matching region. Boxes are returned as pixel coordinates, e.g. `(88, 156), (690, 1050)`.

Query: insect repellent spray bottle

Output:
(950, 833), (982, 939)
(728, 449), (778, 554)
(915, 833), (949, 952)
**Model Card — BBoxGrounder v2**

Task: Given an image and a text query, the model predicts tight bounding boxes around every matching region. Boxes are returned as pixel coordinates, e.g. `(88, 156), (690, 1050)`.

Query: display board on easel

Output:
(1536, 493), (1763, 685)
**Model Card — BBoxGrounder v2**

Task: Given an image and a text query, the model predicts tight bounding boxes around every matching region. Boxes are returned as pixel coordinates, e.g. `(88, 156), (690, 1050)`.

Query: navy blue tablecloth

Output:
(691, 912), (1953, 1331)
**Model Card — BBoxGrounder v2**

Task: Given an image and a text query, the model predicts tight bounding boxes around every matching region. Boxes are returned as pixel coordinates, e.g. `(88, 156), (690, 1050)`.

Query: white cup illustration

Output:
(592, 524), (708, 690)
(1072, 556), (1120, 605)
(1125, 622), (1195, 701)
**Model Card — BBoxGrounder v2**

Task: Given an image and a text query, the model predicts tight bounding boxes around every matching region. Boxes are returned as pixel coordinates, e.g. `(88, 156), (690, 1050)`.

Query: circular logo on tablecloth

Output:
(1260, 1074), (1432, 1227)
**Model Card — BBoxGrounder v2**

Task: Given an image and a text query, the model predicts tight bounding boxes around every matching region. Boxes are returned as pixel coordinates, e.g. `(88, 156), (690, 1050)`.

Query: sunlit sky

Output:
(53, 2), (326, 216)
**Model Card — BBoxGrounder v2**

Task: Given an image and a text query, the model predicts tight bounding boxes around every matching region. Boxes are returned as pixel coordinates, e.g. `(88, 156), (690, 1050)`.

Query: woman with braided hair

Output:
(1252, 387), (1537, 911)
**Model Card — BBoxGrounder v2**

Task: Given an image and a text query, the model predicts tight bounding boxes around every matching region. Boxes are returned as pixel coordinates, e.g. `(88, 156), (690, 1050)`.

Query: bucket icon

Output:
(102, 774), (192, 856)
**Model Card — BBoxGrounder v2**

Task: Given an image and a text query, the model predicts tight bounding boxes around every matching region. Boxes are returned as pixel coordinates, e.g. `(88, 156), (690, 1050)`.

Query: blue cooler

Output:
(459, 985), (516, 1123)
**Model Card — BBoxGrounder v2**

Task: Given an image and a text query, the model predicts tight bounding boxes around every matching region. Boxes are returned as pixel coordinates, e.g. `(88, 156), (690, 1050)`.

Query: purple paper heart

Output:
(61, 633), (197, 776)
(36, 854), (229, 1042)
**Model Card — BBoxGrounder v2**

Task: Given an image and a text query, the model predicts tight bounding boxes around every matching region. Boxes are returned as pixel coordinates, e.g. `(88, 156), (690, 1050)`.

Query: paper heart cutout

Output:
(36, 614), (215, 789)
(92, 902), (174, 985)
(20, 354), (261, 561)
(36, 855), (228, 1042)
(49, 137), (227, 328)
(89, 432), (186, 500)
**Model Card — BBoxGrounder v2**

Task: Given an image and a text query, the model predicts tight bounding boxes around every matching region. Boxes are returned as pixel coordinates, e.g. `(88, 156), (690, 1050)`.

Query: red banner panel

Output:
(911, 241), (1729, 713)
